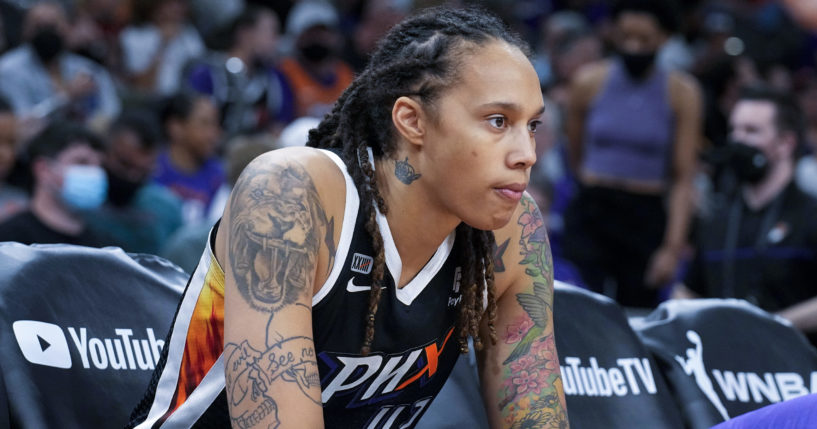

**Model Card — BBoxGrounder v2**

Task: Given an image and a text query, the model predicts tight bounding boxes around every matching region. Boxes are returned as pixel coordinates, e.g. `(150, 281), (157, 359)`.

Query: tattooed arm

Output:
(217, 149), (334, 429)
(478, 193), (569, 428)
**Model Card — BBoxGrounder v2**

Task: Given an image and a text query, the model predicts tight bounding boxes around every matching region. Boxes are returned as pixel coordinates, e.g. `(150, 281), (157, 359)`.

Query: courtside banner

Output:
(633, 299), (817, 429)
(0, 243), (185, 429)
(553, 282), (685, 429)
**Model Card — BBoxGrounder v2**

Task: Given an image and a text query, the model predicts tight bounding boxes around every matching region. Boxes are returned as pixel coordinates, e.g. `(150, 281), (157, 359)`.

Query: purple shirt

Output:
(582, 60), (675, 184)
(153, 151), (225, 224)
(712, 394), (817, 429)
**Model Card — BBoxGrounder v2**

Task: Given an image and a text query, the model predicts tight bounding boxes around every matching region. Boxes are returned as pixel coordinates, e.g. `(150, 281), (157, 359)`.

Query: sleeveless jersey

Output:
(128, 149), (465, 428)
(581, 59), (675, 184)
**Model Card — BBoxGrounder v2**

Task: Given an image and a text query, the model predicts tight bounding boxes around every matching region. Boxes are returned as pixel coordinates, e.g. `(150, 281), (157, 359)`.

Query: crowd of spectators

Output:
(0, 0), (814, 340)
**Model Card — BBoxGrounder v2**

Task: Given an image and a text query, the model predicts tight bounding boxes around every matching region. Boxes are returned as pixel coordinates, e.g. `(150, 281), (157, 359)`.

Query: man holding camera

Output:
(674, 85), (817, 343)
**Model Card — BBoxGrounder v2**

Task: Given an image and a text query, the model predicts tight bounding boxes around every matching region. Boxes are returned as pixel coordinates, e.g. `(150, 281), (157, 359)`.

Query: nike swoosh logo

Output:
(346, 277), (384, 293)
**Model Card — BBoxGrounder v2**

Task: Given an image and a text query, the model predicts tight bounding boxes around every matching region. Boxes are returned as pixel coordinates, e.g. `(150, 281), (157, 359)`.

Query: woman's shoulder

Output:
(667, 68), (702, 97)
(574, 59), (612, 86)
(571, 59), (613, 103)
(244, 146), (346, 187)
(666, 69), (703, 112)
(215, 147), (349, 263)
(238, 147), (349, 217)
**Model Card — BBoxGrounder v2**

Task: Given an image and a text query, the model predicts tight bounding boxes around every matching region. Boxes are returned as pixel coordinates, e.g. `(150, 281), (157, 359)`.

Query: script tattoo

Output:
(394, 157), (421, 184)
(225, 334), (321, 429)
(228, 161), (332, 312)
(498, 196), (567, 428)
(225, 160), (330, 427)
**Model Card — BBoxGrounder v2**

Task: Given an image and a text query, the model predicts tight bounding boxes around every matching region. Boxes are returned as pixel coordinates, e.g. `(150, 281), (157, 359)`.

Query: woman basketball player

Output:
(128, 6), (568, 429)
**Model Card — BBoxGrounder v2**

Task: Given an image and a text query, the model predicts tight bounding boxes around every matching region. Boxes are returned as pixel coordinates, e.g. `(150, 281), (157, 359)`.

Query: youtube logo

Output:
(13, 320), (72, 369)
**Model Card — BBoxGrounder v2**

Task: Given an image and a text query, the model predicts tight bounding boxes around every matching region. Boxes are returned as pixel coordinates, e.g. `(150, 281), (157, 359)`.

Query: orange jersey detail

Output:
(279, 57), (354, 117)
(163, 255), (225, 421)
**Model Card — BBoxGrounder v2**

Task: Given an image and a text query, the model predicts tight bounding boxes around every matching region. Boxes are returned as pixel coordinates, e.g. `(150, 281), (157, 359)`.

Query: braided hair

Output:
(306, 6), (529, 355)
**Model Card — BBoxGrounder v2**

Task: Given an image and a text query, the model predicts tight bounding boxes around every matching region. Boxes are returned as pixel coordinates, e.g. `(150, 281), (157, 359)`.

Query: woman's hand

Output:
(645, 245), (682, 288)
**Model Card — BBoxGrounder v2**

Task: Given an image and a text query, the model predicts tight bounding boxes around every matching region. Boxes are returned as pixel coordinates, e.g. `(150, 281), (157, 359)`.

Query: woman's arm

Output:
(645, 72), (703, 287)
(478, 194), (569, 428)
(777, 296), (817, 333)
(565, 62), (607, 174)
(219, 151), (328, 429)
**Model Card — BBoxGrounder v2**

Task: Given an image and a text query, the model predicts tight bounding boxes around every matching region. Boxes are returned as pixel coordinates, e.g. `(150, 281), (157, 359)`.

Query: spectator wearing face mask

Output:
(674, 85), (817, 346)
(0, 1), (121, 132)
(0, 1), (120, 130)
(85, 110), (184, 254)
(0, 120), (112, 247)
(563, 0), (702, 308)
(278, 0), (353, 119)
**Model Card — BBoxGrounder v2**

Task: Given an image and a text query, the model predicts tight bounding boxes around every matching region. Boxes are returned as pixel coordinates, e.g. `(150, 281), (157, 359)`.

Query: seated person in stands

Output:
(185, 6), (294, 137)
(278, 0), (354, 118)
(674, 86), (817, 344)
(0, 121), (112, 247)
(87, 110), (183, 254)
(0, 1), (120, 128)
(153, 92), (224, 224)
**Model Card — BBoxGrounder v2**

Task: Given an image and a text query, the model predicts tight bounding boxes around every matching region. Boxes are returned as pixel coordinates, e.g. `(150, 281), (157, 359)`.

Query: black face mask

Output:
(728, 141), (769, 184)
(620, 51), (656, 80)
(30, 27), (64, 64)
(300, 43), (332, 62)
(106, 168), (143, 207)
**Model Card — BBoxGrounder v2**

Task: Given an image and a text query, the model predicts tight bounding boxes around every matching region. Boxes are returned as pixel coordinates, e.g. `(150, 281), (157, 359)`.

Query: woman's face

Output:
(614, 12), (666, 55)
(415, 40), (543, 231)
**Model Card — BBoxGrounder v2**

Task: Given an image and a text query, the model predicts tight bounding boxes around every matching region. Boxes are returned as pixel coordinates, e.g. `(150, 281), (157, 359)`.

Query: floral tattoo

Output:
(498, 196), (567, 428)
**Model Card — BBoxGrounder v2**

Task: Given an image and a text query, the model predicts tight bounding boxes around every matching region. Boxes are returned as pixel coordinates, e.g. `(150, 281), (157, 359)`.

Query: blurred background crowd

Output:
(0, 0), (815, 340)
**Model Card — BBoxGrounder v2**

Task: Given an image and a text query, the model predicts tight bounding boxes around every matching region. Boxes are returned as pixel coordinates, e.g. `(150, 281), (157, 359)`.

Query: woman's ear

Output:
(392, 96), (427, 148)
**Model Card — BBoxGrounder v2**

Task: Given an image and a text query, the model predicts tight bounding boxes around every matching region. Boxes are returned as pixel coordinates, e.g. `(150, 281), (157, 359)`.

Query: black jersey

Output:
(128, 149), (465, 428)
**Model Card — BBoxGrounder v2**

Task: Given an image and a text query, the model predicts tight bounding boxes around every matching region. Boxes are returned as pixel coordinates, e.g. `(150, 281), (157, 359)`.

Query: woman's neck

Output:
(375, 157), (459, 286)
(169, 144), (201, 173)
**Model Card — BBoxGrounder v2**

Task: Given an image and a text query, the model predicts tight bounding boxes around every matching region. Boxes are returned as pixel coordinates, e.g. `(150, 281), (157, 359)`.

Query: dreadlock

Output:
(306, 6), (529, 355)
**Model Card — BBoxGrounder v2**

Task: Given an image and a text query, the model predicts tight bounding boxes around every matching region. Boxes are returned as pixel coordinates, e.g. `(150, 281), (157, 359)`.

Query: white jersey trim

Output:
(161, 355), (226, 428)
(376, 208), (456, 306)
(312, 149), (360, 306)
(136, 232), (215, 429)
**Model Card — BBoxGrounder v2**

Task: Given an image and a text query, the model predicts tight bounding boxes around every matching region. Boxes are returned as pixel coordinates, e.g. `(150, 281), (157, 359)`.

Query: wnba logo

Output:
(351, 253), (373, 274)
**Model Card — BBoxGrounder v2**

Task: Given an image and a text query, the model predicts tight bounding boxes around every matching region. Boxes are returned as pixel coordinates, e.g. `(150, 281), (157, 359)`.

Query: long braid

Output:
(456, 224), (476, 353)
(480, 230), (499, 346)
(357, 145), (388, 355)
(305, 6), (530, 354)
(469, 232), (487, 351)
(454, 228), (500, 353)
